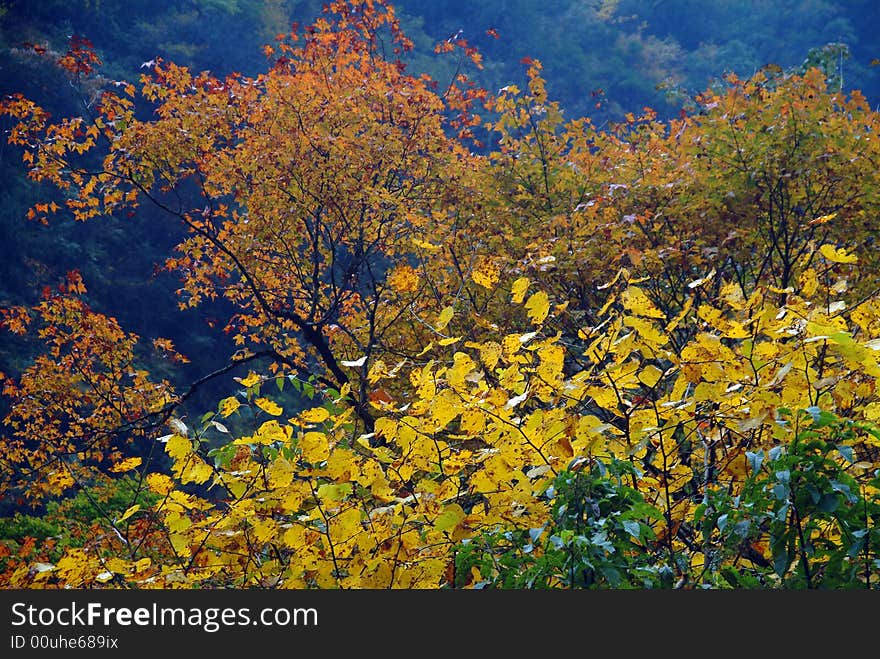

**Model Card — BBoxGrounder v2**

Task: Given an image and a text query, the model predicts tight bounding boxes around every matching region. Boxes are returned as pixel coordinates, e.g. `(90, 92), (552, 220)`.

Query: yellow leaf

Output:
(809, 212), (837, 226)
(165, 433), (191, 460)
(431, 388), (463, 428)
(459, 408), (486, 434)
(598, 291), (617, 317)
(387, 264), (420, 293)
(585, 385), (621, 414)
(819, 244), (858, 264)
(104, 557), (130, 574)
(299, 407), (330, 424)
(394, 422), (415, 450)
(281, 484), (307, 512)
(219, 396), (241, 418)
(267, 457), (294, 489)
(118, 504), (140, 523)
(253, 419), (293, 445)
(109, 457), (142, 473)
(165, 511), (191, 533)
(331, 508), (362, 541)
(479, 341), (502, 370)
(472, 259), (500, 289)
(282, 525), (306, 549)
(799, 268), (819, 298)
(316, 482), (352, 503)
(238, 372), (262, 388)
(638, 364), (664, 388)
(621, 287), (665, 319)
(180, 458), (213, 484)
(439, 335), (462, 346)
(227, 479), (247, 499)
(356, 458), (382, 487)
(414, 360), (436, 399)
(169, 533), (191, 557)
(697, 305), (751, 338)
(597, 268), (624, 291)
(412, 238), (441, 251)
(574, 415), (614, 454)
(511, 277), (530, 304)
(525, 291), (550, 324)
(146, 472), (175, 495)
(447, 351), (478, 390)
(499, 362), (524, 391)
(623, 316), (667, 346)
(252, 518), (278, 543)
(434, 503), (466, 532)
(502, 334), (522, 359)
(470, 312), (499, 331)
(374, 417), (398, 442)
(536, 344), (564, 383)
(169, 490), (204, 510)
(436, 306), (454, 331)
(255, 397), (283, 416)
(326, 447), (358, 480)
(301, 431), (330, 463)
(719, 283), (745, 310)
(665, 297), (693, 332)
(133, 557), (150, 573)
(366, 359), (388, 383)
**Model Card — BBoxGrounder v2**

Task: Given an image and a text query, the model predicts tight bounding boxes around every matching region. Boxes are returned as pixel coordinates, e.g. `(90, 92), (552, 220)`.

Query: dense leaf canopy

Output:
(1, 0), (878, 589)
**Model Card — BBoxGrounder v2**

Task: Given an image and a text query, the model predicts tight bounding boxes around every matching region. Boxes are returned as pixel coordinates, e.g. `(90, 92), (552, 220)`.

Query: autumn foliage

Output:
(1, 0), (879, 589)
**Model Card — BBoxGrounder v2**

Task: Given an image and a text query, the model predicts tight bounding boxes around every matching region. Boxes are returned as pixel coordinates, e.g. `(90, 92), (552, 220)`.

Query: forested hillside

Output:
(0, 0), (878, 589)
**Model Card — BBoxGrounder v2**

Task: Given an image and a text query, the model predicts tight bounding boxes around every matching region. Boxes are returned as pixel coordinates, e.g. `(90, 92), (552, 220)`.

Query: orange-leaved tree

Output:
(1, 0), (489, 437)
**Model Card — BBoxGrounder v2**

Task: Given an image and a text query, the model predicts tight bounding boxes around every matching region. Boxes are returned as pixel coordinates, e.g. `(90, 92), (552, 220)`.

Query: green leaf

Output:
(817, 493), (839, 513)
(590, 531), (614, 553)
(830, 480), (854, 500)
(733, 520), (751, 538)
(621, 519), (641, 540)
(601, 566), (622, 586)
(773, 546), (792, 578)
(746, 450), (764, 474)
(806, 406), (837, 428)
(629, 501), (663, 520)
